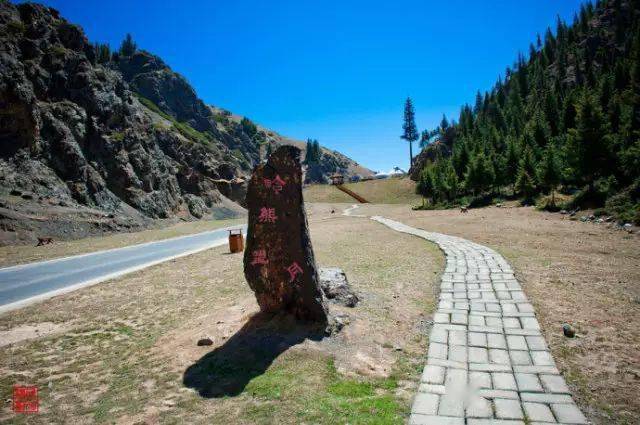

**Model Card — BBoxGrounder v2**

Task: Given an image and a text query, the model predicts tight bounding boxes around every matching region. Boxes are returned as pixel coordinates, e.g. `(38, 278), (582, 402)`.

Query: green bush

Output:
(135, 94), (173, 121)
(7, 21), (25, 34)
(111, 131), (125, 142)
(536, 195), (562, 212)
(604, 180), (640, 224)
(51, 44), (67, 57)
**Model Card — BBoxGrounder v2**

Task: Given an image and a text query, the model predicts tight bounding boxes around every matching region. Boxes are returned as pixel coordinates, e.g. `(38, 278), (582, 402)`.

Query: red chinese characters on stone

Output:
(13, 385), (38, 414)
(263, 175), (286, 194)
(258, 207), (277, 223)
(286, 261), (304, 282)
(251, 249), (269, 266)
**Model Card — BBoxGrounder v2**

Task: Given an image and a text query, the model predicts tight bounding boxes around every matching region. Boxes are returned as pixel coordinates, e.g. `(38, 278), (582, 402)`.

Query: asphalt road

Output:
(0, 224), (247, 313)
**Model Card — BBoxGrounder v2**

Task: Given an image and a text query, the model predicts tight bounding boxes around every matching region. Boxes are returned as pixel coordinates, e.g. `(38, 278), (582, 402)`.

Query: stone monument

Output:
(243, 146), (328, 324)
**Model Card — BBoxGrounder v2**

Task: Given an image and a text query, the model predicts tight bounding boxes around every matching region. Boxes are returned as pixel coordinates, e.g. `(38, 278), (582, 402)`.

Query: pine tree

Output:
(504, 137), (520, 194)
(416, 167), (435, 202)
(515, 168), (536, 204)
(304, 139), (321, 164)
(537, 143), (562, 205)
(565, 92), (609, 190)
(94, 43), (111, 64)
(119, 33), (137, 57)
(401, 98), (419, 168)
(465, 152), (494, 195)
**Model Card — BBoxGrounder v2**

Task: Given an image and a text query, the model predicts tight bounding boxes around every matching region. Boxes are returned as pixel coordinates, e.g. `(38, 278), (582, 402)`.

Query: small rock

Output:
(588, 214), (596, 221)
(393, 345), (403, 351)
(197, 338), (213, 346)
(562, 324), (576, 338)
(326, 313), (350, 334)
(318, 267), (359, 307)
(624, 223), (632, 229)
(560, 210), (568, 215)
(580, 216), (588, 222)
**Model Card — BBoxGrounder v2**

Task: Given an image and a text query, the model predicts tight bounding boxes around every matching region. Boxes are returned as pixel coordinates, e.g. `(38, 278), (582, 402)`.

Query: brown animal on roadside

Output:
(36, 237), (53, 246)
(460, 206), (468, 213)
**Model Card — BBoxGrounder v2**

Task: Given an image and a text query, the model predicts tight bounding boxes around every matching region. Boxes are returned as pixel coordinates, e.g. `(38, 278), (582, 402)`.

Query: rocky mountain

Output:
(0, 1), (372, 245)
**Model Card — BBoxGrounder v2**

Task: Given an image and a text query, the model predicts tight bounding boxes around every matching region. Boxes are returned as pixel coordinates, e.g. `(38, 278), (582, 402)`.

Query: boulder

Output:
(243, 146), (328, 323)
(318, 267), (359, 307)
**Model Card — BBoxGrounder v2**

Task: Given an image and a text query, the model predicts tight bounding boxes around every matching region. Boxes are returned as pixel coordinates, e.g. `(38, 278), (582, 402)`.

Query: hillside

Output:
(304, 177), (421, 205)
(411, 0), (640, 223)
(0, 1), (372, 244)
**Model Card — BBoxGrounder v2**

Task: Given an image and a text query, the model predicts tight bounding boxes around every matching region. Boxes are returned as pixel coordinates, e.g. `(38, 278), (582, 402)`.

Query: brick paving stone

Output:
(409, 414), (465, 425)
(370, 216), (586, 425)
(493, 372), (518, 390)
(525, 335), (547, 351)
(494, 398), (524, 419)
(466, 395), (492, 418)
(421, 365), (445, 384)
(469, 371), (491, 389)
(551, 403), (589, 424)
(449, 330), (466, 346)
(468, 346), (489, 363)
(515, 373), (543, 392)
(531, 350), (555, 366)
(510, 350), (533, 365)
(489, 349), (511, 364)
(449, 344), (468, 363)
(468, 332), (488, 347)
(506, 335), (527, 351)
(428, 342), (448, 359)
(412, 392), (439, 415)
(540, 374), (570, 394)
(469, 315), (486, 326)
(487, 333), (508, 349)
(523, 402), (556, 422)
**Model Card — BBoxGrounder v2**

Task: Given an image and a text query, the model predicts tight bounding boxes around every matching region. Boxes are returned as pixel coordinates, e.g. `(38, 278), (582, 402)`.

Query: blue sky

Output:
(19, 0), (584, 172)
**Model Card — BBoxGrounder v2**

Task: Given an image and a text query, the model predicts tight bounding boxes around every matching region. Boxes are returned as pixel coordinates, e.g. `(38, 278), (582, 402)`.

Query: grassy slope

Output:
(304, 177), (421, 205)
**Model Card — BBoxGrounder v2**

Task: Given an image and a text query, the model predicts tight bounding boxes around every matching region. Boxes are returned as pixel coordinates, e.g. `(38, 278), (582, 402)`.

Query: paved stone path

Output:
(371, 216), (588, 425)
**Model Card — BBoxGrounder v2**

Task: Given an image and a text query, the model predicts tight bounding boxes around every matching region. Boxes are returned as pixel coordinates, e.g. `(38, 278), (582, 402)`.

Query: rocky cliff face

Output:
(0, 1), (371, 245)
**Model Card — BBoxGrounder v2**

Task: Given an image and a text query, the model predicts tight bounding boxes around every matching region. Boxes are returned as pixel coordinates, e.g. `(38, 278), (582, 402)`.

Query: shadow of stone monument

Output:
(182, 312), (325, 398)
(184, 146), (333, 398)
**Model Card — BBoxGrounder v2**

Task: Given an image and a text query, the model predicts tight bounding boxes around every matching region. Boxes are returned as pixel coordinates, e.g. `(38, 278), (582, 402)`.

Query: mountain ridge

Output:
(0, 1), (372, 245)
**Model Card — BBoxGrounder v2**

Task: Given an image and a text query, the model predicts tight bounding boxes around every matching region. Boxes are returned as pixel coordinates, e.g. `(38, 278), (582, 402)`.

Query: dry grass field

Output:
(2, 194), (639, 424)
(0, 203), (441, 424)
(359, 203), (640, 425)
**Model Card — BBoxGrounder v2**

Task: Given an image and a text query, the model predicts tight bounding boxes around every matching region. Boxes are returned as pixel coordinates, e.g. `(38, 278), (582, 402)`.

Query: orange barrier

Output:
(335, 185), (369, 203)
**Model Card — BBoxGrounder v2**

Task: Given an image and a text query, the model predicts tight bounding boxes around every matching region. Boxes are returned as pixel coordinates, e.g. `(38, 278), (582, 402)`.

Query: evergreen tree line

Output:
(91, 33), (138, 65)
(304, 139), (322, 164)
(415, 0), (640, 223)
